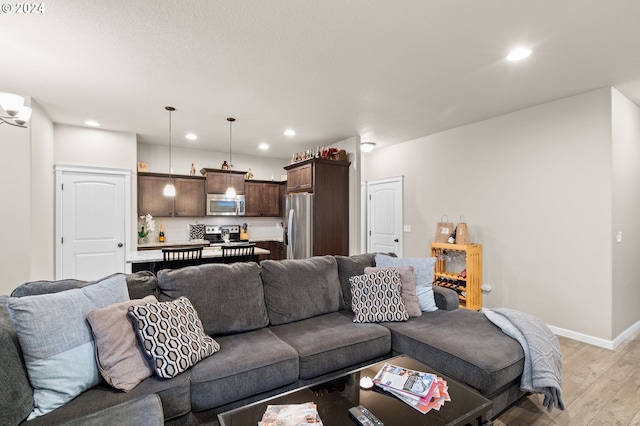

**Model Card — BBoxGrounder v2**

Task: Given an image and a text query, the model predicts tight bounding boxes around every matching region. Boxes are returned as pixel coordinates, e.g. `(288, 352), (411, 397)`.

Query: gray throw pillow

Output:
(7, 274), (130, 419)
(87, 295), (158, 391)
(365, 266), (422, 317)
(375, 254), (438, 312)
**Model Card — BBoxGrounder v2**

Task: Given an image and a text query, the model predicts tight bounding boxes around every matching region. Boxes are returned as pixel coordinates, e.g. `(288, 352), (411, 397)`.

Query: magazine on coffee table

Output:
(385, 376), (451, 414)
(373, 362), (437, 398)
(258, 402), (323, 426)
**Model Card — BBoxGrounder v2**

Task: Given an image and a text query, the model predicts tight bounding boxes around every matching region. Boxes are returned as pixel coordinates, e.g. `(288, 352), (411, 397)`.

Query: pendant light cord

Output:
(166, 106), (175, 177)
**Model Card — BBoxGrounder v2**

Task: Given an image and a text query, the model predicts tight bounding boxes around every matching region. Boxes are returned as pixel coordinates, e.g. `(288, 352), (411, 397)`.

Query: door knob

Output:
(118, 243), (123, 247)
(394, 239), (399, 242)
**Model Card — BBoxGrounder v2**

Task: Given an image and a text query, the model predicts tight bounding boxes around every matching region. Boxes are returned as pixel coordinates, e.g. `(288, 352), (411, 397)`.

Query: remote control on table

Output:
(348, 405), (384, 426)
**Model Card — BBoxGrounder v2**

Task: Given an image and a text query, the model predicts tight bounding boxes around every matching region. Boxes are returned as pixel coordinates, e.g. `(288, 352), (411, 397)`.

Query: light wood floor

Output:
(493, 330), (640, 425)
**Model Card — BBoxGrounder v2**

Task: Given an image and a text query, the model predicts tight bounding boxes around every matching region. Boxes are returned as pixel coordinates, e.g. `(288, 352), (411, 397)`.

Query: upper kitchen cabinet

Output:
(285, 162), (312, 192)
(138, 172), (205, 217)
(200, 168), (246, 195)
(245, 181), (284, 217)
(284, 158), (350, 194)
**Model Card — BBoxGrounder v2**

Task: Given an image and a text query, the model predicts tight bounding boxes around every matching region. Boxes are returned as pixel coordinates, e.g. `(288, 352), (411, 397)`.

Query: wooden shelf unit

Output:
(429, 242), (482, 311)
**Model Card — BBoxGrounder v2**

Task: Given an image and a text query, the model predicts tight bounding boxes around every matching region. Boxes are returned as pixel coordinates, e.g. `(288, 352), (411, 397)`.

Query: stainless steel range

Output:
(204, 225), (247, 246)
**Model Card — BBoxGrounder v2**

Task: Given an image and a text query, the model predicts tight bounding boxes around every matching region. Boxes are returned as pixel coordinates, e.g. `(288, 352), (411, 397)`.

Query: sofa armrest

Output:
(58, 395), (163, 426)
(432, 286), (459, 311)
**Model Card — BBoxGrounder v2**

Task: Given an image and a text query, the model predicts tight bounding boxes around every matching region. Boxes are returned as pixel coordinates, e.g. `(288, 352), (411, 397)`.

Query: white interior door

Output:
(366, 176), (403, 257)
(55, 166), (130, 280)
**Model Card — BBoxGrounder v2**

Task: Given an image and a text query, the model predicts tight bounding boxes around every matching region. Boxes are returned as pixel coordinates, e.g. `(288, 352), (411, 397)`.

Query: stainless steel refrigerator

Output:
(284, 192), (313, 259)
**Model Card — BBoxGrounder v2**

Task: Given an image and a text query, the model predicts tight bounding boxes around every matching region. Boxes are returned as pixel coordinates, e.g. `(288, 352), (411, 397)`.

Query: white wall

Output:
(363, 88), (614, 341)
(29, 102), (55, 281)
(611, 88), (640, 339)
(334, 136), (362, 255)
(0, 105), (33, 294)
(54, 124), (138, 251)
(137, 143), (287, 181)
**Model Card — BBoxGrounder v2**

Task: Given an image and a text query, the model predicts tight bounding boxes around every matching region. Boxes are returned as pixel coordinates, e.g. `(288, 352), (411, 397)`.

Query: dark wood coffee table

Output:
(218, 355), (492, 426)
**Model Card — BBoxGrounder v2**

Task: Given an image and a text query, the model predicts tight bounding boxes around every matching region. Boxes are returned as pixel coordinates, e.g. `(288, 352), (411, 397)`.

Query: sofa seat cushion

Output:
(50, 394), (163, 426)
(157, 262), (269, 335)
(24, 372), (191, 425)
(189, 328), (299, 411)
(270, 311), (391, 379)
(384, 309), (524, 396)
(261, 256), (344, 325)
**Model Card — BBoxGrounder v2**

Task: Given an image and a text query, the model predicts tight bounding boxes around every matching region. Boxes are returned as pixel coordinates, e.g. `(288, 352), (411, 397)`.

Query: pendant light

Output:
(163, 106), (176, 197)
(225, 117), (236, 198)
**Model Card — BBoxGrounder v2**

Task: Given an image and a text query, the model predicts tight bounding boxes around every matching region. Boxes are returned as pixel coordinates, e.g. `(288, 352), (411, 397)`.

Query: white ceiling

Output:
(2, 1), (640, 159)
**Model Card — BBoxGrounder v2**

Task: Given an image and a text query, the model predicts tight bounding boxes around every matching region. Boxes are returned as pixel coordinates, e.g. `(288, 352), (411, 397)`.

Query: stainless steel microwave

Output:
(206, 194), (245, 216)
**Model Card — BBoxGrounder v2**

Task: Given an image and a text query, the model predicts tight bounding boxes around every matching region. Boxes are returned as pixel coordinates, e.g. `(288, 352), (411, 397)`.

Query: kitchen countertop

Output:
(127, 245), (270, 264)
(137, 238), (283, 250)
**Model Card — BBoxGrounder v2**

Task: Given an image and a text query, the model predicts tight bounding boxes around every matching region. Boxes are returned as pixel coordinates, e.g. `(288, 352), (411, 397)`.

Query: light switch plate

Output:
(616, 231), (623, 243)
(403, 225), (412, 232)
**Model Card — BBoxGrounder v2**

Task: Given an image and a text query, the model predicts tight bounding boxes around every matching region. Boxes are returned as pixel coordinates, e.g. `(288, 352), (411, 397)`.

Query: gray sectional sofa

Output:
(0, 254), (526, 425)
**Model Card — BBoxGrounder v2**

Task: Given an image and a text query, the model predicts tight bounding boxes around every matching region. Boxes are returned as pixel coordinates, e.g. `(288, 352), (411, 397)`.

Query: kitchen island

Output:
(126, 245), (270, 273)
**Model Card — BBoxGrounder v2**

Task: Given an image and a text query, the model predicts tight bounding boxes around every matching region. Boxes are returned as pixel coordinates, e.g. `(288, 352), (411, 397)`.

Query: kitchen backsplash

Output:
(140, 216), (284, 243)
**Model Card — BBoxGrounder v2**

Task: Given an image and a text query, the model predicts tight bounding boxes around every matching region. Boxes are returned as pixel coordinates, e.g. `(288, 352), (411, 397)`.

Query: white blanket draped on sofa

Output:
(484, 307), (565, 412)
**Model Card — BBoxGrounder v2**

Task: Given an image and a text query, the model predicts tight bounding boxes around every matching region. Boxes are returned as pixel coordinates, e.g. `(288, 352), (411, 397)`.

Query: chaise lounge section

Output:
(1, 253), (525, 425)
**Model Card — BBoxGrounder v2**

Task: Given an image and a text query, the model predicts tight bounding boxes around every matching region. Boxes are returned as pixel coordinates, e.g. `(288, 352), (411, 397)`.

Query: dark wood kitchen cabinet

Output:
(283, 158), (350, 256)
(285, 162), (312, 192)
(138, 172), (205, 217)
(200, 168), (246, 195)
(245, 181), (284, 217)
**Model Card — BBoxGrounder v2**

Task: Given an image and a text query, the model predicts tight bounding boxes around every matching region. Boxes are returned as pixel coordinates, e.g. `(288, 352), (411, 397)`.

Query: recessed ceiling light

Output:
(259, 143), (269, 151)
(506, 47), (532, 61)
(185, 133), (197, 140)
(84, 120), (100, 127)
(284, 129), (296, 137)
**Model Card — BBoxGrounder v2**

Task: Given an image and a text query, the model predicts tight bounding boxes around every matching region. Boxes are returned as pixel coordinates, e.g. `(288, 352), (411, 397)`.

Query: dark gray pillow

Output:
(335, 253), (377, 311)
(0, 296), (33, 425)
(157, 263), (268, 336)
(260, 256), (343, 325)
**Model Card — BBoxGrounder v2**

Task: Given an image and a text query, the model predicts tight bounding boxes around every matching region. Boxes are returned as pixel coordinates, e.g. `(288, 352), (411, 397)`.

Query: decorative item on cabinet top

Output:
(290, 147), (347, 164)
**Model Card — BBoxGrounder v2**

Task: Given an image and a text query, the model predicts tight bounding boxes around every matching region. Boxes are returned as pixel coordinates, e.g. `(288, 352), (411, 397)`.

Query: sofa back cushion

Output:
(335, 253), (377, 311)
(0, 296), (34, 425)
(260, 256), (343, 325)
(157, 262), (268, 335)
(10, 271), (158, 300)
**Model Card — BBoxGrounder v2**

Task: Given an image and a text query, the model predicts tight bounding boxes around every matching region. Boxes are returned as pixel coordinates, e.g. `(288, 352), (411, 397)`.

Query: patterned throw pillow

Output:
(349, 269), (409, 323)
(127, 297), (220, 378)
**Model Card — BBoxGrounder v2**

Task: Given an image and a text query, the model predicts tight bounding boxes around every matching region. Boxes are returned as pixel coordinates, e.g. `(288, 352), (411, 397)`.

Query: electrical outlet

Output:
(616, 231), (623, 243)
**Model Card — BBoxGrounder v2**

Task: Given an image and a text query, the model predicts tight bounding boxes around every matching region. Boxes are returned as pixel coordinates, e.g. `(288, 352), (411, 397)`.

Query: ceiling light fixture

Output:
(0, 92), (32, 127)
(163, 106), (176, 197)
(225, 117), (237, 198)
(506, 47), (532, 61)
(361, 142), (376, 153)
(259, 142), (269, 151)
(84, 120), (100, 127)
(284, 129), (296, 137)
(185, 132), (197, 140)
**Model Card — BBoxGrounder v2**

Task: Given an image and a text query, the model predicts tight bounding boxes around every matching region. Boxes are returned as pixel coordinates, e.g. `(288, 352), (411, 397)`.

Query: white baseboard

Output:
(482, 308), (640, 350)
